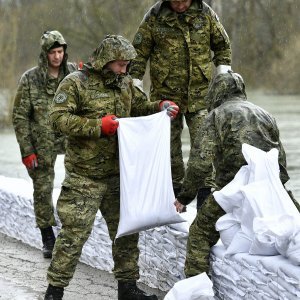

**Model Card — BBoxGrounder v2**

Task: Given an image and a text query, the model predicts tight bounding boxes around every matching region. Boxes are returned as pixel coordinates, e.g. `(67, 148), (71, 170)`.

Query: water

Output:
(0, 92), (299, 200)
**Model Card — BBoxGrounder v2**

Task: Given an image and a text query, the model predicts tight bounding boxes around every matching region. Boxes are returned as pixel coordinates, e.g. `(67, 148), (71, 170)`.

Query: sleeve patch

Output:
(133, 32), (143, 45)
(54, 92), (67, 104)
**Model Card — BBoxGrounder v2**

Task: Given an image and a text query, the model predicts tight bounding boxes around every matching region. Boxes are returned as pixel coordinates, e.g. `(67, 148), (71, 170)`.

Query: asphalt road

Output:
(0, 232), (167, 300)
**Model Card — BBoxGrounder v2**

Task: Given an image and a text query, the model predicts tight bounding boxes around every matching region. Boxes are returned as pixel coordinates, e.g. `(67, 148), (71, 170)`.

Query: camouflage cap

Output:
(89, 35), (137, 72)
(205, 71), (246, 111)
(40, 30), (67, 52)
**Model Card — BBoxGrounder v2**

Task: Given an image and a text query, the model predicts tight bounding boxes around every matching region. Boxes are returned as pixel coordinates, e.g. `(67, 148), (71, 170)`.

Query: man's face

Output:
(47, 46), (64, 68)
(170, 0), (193, 13)
(106, 60), (130, 75)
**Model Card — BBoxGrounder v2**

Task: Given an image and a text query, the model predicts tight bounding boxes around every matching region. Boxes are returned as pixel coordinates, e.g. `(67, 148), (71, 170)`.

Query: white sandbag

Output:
(213, 166), (249, 213)
(286, 230), (300, 265)
(164, 272), (214, 300)
(252, 215), (295, 257)
(216, 213), (241, 248)
(116, 112), (185, 238)
(242, 145), (299, 218)
(215, 144), (300, 257)
(225, 230), (253, 256)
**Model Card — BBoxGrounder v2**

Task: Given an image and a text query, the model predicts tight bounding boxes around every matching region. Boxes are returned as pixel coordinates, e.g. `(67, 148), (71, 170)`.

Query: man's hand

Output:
(159, 100), (179, 119)
(101, 115), (119, 136)
(22, 153), (38, 169)
(174, 199), (186, 213)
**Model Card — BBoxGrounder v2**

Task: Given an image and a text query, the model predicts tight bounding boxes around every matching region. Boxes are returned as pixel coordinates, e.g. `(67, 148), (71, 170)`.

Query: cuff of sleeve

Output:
(22, 146), (35, 157)
(88, 119), (102, 138)
(216, 65), (231, 75)
(177, 196), (193, 206)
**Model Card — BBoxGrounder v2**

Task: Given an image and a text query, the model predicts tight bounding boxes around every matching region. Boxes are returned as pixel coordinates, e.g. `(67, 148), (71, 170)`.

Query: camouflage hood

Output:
(38, 30), (69, 81)
(88, 35), (137, 72)
(205, 71), (247, 111)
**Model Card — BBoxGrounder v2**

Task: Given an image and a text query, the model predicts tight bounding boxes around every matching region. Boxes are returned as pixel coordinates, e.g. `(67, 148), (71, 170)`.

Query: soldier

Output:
(174, 71), (300, 277)
(130, 0), (232, 205)
(44, 35), (178, 300)
(12, 30), (77, 259)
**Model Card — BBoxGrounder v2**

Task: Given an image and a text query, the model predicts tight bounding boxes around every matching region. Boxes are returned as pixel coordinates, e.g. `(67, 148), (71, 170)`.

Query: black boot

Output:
(118, 281), (158, 300)
(40, 226), (56, 258)
(44, 284), (64, 300)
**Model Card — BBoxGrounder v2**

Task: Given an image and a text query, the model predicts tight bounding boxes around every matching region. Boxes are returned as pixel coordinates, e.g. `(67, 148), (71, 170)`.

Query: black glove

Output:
(196, 187), (211, 210)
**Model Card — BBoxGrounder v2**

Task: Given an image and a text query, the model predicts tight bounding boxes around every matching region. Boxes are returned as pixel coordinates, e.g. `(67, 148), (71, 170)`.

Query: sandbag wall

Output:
(211, 243), (300, 299)
(0, 175), (191, 291)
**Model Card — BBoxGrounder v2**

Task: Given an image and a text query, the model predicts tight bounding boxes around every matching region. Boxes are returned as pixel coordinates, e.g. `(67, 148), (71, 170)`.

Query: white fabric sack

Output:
(240, 145), (300, 255)
(285, 229), (300, 265)
(213, 165), (249, 213)
(215, 144), (300, 257)
(116, 111), (185, 238)
(216, 213), (241, 248)
(164, 272), (214, 300)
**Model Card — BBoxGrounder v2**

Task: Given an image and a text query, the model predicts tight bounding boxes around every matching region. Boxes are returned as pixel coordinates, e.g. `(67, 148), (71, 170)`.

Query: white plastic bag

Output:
(164, 272), (214, 300)
(116, 112), (185, 238)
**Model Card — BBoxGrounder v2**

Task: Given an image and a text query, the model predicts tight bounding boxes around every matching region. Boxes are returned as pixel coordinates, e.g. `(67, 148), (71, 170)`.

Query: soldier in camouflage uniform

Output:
(12, 30), (77, 259)
(44, 35), (178, 300)
(130, 0), (231, 203)
(174, 71), (300, 278)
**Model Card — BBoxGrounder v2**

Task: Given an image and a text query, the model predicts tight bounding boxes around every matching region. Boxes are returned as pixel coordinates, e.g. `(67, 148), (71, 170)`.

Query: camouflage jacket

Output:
(50, 67), (160, 180)
(177, 72), (289, 205)
(130, 0), (231, 112)
(12, 48), (77, 158)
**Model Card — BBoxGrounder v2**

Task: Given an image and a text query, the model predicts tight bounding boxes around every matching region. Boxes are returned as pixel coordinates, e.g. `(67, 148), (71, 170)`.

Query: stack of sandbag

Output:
(210, 143), (300, 299)
(0, 175), (114, 271)
(138, 221), (189, 291)
(214, 143), (300, 261)
(137, 208), (196, 291)
(0, 176), (42, 248)
(0, 175), (196, 291)
(211, 242), (300, 300)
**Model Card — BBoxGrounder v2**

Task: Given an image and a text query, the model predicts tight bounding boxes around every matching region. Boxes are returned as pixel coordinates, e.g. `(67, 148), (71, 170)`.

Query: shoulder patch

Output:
(133, 32), (143, 45)
(54, 92), (67, 104)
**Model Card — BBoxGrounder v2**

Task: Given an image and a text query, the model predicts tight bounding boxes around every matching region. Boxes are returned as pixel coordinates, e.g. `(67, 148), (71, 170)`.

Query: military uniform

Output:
(12, 31), (77, 229)
(47, 35), (160, 290)
(177, 71), (296, 277)
(130, 0), (231, 193)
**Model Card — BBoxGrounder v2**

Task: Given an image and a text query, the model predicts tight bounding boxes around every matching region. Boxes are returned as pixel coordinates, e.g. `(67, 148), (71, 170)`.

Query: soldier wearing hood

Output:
(130, 0), (232, 203)
(12, 30), (77, 259)
(174, 71), (299, 278)
(44, 35), (177, 300)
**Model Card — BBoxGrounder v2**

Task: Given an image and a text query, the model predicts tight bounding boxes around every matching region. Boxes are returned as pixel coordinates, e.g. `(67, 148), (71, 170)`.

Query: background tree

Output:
(0, 0), (299, 126)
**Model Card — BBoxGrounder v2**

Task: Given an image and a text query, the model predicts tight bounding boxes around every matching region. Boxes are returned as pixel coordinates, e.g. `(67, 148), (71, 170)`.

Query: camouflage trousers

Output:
(184, 194), (224, 277)
(171, 108), (209, 195)
(27, 154), (57, 229)
(47, 175), (139, 287)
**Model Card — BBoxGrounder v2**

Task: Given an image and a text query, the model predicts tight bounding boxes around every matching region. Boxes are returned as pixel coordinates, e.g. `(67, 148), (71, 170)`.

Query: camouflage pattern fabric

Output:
(48, 175), (140, 286)
(12, 30), (77, 228)
(178, 71), (291, 276)
(47, 35), (161, 287)
(185, 193), (224, 277)
(130, 0), (231, 192)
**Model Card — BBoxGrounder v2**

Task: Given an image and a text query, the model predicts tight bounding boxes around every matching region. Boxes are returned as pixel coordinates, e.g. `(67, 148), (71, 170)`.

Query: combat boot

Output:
(118, 280), (158, 300)
(40, 226), (56, 258)
(44, 284), (64, 300)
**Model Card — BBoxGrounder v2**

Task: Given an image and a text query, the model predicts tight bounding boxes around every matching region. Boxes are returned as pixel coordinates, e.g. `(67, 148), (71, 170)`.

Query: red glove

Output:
(22, 153), (38, 169)
(101, 114), (119, 136)
(159, 100), (179, 119)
